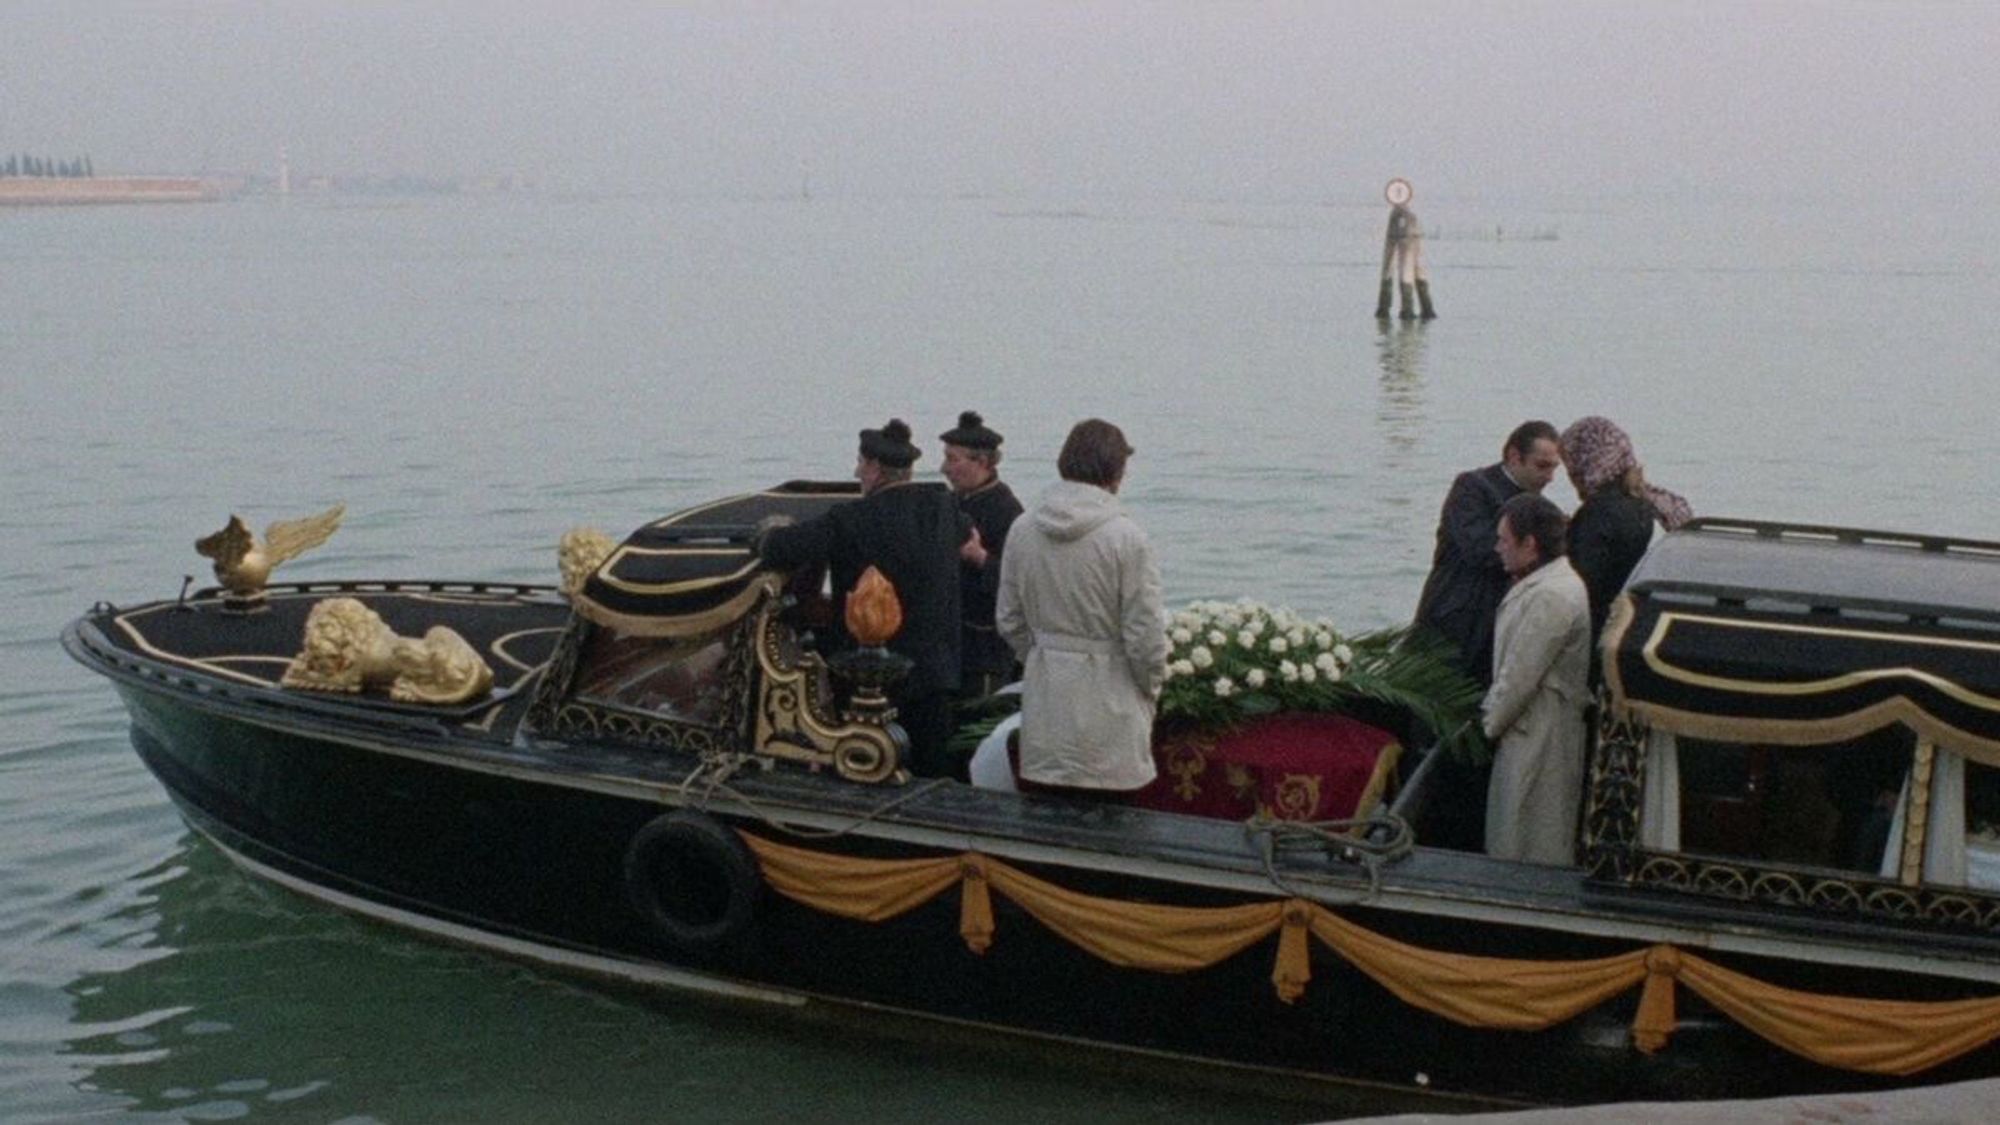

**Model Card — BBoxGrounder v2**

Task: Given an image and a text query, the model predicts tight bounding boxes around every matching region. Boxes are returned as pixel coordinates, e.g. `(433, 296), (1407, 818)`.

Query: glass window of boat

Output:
(1959, 759), (2000, 890)
(571, 624), (732, 726)
(1667, 727), (1911, 876)
(1851, 749), (2000, 891)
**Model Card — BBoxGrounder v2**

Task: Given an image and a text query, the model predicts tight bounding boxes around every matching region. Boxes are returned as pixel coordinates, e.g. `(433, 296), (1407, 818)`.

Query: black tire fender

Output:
(622, 810), (761, 951)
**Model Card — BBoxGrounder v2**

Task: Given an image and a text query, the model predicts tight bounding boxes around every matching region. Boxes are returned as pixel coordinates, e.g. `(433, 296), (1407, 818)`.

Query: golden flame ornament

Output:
(845, 566), (904, 647)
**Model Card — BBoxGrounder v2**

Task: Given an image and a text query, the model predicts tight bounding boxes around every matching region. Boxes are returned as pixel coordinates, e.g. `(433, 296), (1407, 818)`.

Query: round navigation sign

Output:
(1384, 178), (1413, 206)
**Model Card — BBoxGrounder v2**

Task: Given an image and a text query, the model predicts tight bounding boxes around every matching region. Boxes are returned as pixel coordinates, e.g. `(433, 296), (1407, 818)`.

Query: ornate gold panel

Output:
(750, 601), (903, 785)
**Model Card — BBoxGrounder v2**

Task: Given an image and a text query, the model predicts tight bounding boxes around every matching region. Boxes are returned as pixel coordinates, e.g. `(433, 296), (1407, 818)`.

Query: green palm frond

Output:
(1333, 628), (1489, 763)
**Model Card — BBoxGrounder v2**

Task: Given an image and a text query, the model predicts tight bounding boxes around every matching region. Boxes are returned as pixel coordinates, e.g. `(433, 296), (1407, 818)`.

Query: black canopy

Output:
(572, 482), (857, 637)
(1603, 519), (2000, 762)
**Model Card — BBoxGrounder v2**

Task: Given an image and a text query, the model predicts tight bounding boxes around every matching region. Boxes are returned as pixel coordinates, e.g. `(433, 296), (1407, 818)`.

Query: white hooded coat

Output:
(1481, 558), (1592, 864)
(996, 480), (1168, 790)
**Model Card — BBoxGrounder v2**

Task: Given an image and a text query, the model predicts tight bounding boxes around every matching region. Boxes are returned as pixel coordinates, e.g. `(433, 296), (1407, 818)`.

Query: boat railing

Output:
(1684, 516), (2000, 558)
(636, 524), (759, 546)
(187, 578), (562, 601)
(1385, 740), (1446, 831)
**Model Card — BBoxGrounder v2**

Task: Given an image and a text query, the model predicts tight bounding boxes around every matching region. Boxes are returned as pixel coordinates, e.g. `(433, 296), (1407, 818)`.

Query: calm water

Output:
(3, 190), (1996, 1122)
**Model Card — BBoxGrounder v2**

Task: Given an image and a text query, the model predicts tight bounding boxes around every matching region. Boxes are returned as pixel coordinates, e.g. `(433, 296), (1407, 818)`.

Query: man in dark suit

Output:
(1410, 420), (1561, 852)
(756, 419), (970, 778)
(1413, 420), (1562, 685)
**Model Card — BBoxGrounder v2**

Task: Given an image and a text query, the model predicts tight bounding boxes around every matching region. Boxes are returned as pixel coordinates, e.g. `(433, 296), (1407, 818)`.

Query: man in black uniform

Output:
(756, 419), (970, 778)
(938, 411), (1024, 699)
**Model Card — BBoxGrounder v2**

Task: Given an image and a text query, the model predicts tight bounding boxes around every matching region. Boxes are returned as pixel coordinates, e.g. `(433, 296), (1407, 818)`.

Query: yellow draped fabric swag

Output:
(738, 832), (2000, 1076)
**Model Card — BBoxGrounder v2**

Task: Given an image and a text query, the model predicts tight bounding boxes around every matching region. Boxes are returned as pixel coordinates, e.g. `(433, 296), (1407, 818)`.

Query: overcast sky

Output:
(3, 2), (1995, 202)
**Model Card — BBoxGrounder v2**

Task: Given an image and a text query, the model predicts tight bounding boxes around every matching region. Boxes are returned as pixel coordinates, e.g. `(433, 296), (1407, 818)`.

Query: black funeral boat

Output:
(61, 487), (2000, 1107)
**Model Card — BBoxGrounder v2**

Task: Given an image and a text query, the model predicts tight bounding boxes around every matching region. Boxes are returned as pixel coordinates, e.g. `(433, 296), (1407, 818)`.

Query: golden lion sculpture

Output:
(281, 597), (494, 705)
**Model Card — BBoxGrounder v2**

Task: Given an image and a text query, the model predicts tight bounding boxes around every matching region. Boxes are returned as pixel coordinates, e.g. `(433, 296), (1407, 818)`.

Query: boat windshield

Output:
(571, 624), (733, 727)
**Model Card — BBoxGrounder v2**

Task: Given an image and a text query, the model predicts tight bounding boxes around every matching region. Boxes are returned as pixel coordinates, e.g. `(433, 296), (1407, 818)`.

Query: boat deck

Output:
(95, 584), (570, 697)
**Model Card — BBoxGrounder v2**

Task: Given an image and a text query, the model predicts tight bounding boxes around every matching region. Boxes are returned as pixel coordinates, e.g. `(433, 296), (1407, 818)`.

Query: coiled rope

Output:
(672, 746), (950, 839)
(1246, 811), (1415, 903)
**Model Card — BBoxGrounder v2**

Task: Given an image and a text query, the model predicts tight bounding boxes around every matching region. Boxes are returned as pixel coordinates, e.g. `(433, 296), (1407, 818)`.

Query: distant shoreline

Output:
(0, 175), (216, 206)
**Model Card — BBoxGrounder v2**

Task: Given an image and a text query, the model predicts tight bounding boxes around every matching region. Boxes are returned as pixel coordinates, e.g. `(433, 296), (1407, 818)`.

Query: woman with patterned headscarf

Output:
(1558, 417), (1694, 650)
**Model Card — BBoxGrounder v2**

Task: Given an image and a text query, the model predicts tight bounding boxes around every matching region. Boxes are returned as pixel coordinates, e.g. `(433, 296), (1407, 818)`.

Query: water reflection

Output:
(1374, 321), (1430, 458)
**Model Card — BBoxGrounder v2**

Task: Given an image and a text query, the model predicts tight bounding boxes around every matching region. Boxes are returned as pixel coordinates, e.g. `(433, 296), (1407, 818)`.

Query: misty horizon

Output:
(4, 3), (1997, 207)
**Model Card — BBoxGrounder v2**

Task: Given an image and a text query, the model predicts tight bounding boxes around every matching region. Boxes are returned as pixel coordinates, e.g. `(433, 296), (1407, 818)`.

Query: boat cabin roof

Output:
(572, 481), (858, 636)
(1607, 518), (2000, 760)
(1627, 517), (2000, 626)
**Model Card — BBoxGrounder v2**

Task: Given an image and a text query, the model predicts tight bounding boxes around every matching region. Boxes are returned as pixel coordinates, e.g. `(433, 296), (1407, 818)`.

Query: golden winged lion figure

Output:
(195, 503), (346, 604)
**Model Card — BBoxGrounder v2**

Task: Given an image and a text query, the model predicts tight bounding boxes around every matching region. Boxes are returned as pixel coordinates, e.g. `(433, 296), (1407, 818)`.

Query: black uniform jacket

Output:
(1411, 462), (1524, 685)
(758, 480), (969, 698)
(957, 479), (1024, 681)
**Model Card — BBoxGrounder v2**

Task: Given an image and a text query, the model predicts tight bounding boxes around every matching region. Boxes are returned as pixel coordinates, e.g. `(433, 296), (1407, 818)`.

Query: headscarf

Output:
(1558, 416), (1693, 531)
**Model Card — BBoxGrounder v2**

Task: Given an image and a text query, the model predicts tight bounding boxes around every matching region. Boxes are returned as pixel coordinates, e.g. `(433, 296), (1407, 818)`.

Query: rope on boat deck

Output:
(1245, 812), (1415, 904)
(670, 748), (952, 839)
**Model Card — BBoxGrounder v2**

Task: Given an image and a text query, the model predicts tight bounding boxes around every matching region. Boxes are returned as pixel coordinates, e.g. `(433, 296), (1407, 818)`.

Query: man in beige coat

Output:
(996, 419), (1168, 797)
(1482, 493), (1591, 864)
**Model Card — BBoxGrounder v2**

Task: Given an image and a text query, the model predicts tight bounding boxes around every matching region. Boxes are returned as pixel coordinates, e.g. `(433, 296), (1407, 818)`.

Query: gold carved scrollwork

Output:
(558, 527), (616, 599)
(1585, 696), (1647, 881)
(751, 597), (903, 784)
(281, 597), (494, 705)
(1901, 741), (1936, 885)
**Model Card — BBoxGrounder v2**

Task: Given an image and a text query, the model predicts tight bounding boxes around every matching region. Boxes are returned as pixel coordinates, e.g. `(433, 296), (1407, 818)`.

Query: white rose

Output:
(1207, 630), (1227, 647)
(1171, 627), (1192, 644)
(1245, 668), (1266, 689)
(1299, 664), (1318, 684)
(1214, 677), (1235, 698)
(1287, 629), (1306, 647)
(1267, 636), (1288, 654)
(1334, 643), (1353, 664)
(1279, 660), (1299, 682)
(1190, 646), (1214, 669)
(1315, 652), (1339, 674)
(1236, 629), (1256, 648)
(1315, 631), (1333, 650)
(1172, 659), (1196, 677)
(1324, 664), (1342, 683)
(1245, 617), (1265, 636)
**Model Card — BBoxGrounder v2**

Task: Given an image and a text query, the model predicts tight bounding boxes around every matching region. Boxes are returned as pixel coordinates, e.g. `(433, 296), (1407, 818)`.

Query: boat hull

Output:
(105, 674), (2000, 1108)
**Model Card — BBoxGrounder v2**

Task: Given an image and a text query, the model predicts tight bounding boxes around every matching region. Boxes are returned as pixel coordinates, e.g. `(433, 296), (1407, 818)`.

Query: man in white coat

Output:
(1482, 493), (1592, 864)
(996, 419), (1168, 798)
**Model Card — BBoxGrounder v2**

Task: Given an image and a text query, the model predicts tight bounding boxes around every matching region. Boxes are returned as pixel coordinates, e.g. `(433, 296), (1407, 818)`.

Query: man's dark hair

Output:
(1057, 418), (1133, 487)
(1499, 492), (1568, 561)
(1504, 420), (1559, 459)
